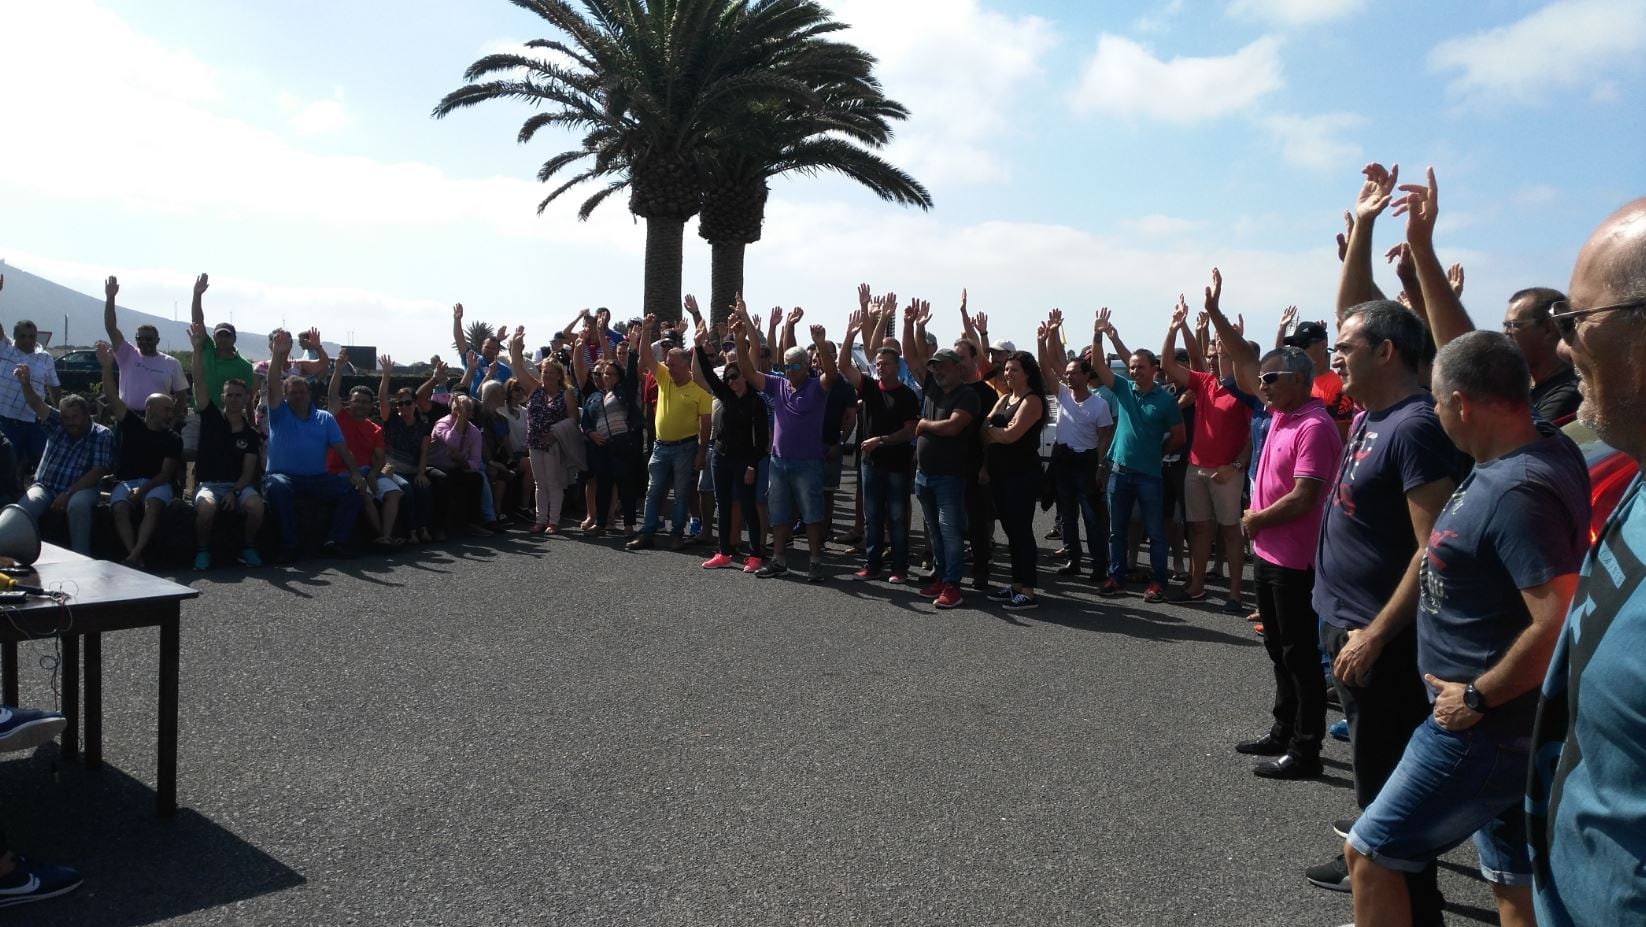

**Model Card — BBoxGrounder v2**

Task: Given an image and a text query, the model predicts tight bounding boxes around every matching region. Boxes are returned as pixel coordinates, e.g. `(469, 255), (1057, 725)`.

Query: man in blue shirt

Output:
(1528, 196), (1646, 927)
(262, 330), (366, 562)
(451, 302), (511, 394)
(1345, 332), (1588, 927)
(1090, 307), (1186, 602)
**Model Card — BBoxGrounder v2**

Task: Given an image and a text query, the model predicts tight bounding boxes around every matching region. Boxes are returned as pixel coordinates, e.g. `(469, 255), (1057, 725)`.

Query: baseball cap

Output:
(1284, 321), (1329, 347)
(928, 348), (963, 367)
(988, 339), (1016, 353)
(213, 322), (236, 337)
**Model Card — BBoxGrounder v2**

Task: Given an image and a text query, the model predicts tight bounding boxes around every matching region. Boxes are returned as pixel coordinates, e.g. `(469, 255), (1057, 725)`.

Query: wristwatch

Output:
(1463, 681), (1488, 713)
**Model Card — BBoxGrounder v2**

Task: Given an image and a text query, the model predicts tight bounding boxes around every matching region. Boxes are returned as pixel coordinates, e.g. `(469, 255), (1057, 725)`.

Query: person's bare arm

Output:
(452, 303), (469, 357)
(983, 393), (1042, 444)
(1039, 311), (1067, 392)
(97, 341), (127, 420)
(1333, 477), (1456, 686)
(377, 354), (395, 421)
(779, 307), (803, 355)
(267, 330), (292, 414)
(190, 273), (209, 331)
(1160, 296), (1192, 390)
(509, 328), (540, 393)
(1204, 269), (1260, 397)
(1188, 312), (1210, 373)
(1242, 477), (1325, 535)
(190, 323), (213, 411)
(1427, 573), (1578, 731)
(810, 324), (839, 393)
(1275, 304), (1297, 352)
(1091, 308), (1119, 391)
(1337, 162), (1397, 318)
(840, 310), (866, 391)
(103, 276), (126, 350)
(328, 348), (348, 410)
(1393, 166), (1473, 349)
(12, 366), (50, 421)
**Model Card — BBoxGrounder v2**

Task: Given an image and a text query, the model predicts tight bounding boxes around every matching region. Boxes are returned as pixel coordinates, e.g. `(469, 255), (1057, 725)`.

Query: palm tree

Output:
(697, 70), (931, 327)
(433, 0), (845, 323)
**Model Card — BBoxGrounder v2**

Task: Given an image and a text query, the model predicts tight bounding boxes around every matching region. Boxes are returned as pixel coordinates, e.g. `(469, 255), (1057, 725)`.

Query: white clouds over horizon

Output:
(1262, 112), (1367, 172)
(1429, 0), (1646, 105)
(1226, 0), (1366, 27)
(1069, 34), (1284, 124)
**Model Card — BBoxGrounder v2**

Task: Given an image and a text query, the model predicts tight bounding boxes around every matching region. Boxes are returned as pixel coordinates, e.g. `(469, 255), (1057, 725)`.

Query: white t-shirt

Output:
(1055, 384), (1114, 453)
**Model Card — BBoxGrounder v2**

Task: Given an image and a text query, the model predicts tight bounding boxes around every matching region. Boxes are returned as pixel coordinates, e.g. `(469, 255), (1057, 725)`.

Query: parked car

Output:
(53, 349), (103, 395)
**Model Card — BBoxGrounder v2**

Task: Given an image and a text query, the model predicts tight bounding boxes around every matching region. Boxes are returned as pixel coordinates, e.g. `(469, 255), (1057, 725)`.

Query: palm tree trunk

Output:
(708, 240), (747, 331)
(643, 217), (685, 324)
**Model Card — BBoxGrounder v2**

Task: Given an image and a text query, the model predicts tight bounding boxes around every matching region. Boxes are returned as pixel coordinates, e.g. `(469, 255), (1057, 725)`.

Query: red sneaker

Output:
(919, 579), (944, 598)
(933, 583), (963, 609)
(702, 552), (737, 570)
(1143, 582), (1166, 603)
(1097, 578), (1125, 596)
(742, 556), (764, 574)
(851, 568), (881, 582)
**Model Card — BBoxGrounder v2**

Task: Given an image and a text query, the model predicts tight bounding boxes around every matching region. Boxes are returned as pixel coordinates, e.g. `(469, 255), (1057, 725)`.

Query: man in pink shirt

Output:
(1234, 346), (1345, 780)
(102, 276), (189, 410)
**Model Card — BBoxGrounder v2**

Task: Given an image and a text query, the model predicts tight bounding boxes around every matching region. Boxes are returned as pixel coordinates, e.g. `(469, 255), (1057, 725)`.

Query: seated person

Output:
(261, 330), (365, 561)
(96, 342), (181, 568)
(188, 323), (264, 570)
(0, 705), (79, 909)
(327, 351), (404, 548)
(11, 368), (112, 555)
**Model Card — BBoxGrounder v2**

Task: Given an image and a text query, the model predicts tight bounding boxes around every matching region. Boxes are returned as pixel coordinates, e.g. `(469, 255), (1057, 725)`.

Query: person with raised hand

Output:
(188, 322), (265, 570)
(841, 304), (919, 583)
(692, 311), (770, 572)
(1336, 162), (1400, 319)
(326, 349), (405, 549)
(1160, 275), (1254, 613)
(12, 364), (110, 555)
(451, 302), (511, 394)
(0, 272), (59, 479)
(189, 273), (255, 408)
(580, 339), (645, 538)
(511, 327), (577, 535)
(102, 275), (189, 411)
(96, 340), (179, 569)
(378, 356), (438, 544)
(629, 312), (713, 551)
(1090, 306), (1185, 602)
(261, 329), (366, 562)
(1039, 307), (1114, 583)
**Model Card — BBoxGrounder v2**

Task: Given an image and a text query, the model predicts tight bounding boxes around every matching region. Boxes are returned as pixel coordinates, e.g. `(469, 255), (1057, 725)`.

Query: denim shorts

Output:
(767, 456), (824, 525)
(110, 479), (174, 507)
(1347, 715), (1533, 885)
(194, 482), (262, 507)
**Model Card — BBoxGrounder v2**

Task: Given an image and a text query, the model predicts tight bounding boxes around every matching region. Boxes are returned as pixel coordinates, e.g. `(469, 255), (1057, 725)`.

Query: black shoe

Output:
(1333, 816), (1358, 839)
(969, 577), (991, 592)
(1253, 752), (1323, 780)
(1056, 561), (1081, 576)
(1306, 854), (1351, 893)
(320, 540), (355, 559)
(987, 585), (1014, 601)
(626, 533), (655, 551)
(1234, 732), (1289, 756)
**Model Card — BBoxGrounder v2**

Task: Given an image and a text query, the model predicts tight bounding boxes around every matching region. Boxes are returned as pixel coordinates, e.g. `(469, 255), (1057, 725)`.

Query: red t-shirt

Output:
(1186, 370), (1253, 469)
(1312, 370), (1357, 428)
(326, 409), (385, 474)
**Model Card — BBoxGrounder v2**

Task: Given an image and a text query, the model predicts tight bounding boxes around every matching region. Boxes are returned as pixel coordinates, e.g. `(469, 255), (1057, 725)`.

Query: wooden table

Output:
(0, 544), (199, 816)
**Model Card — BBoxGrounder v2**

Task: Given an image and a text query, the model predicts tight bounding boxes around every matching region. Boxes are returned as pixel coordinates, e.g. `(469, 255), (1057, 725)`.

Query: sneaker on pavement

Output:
(1329, 719), (1350, 742)
(320, 540), (355, 559)
(686, 517), (702, 539)
(701, 553), (737, 570)
(1004, 592), (1039, 609)
(192, 549), (211, 571)
(919, 579), (945, 598)
(626, 533), (655, 551)
(668, 533), (688, 551)
(237, 547), (263, 568)
(1142, 582), (1166, 603)
(850, 568), (881, 582)
(887, 572), (906, 585)
(0, 708), (67, 753)
(1333, 816), (1358, 839)
(987, 585), (1014, 601)
(741, 556), (764, 574)
(1221, 597), (1247, 615)
(755, 560), (789, 579)
(806, 564), (827, 583)
(0, 857), (83, 909)
(1306, 854), (1351, 893)
(933, 583), (963, 609)
(1097, 577), (1125, 596)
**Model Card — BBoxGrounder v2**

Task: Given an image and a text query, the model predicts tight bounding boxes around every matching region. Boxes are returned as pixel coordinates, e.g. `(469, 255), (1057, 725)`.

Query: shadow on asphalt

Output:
(0, 745), (303, 927)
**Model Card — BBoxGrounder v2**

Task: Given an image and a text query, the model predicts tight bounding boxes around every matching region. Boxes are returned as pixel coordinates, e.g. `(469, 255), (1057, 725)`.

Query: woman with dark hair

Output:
(579, 353), (644, 537)
(980, 350), (1047, 608)
(692, 318), (770, 572)
(378, 360), (439, 542)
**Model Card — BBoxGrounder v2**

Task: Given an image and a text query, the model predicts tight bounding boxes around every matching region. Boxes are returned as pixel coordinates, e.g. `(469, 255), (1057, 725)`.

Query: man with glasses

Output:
(1528, 197), (1646, 927)
(0, 274), (60, 476)
(628, 314), (713, 552)
(102, 276), (189, 410)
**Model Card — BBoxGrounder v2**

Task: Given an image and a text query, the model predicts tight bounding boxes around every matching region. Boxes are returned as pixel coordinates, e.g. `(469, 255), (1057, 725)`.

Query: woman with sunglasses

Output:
(692, 318), (770, 572)
(980, 350), (1048, 609)
(378, 358), (438, 543)
(508, 330), (578, 535)
(577, 341), (645, 537)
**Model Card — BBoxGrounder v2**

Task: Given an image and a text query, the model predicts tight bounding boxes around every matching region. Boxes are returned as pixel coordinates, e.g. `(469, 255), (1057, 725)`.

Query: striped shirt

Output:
(31, 408), (115, 496)
(0, 341), (60, 422)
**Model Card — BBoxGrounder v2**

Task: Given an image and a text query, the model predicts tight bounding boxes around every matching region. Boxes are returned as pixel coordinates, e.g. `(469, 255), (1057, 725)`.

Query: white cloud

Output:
(278, 90), (352, 135)
(1261, 112), (1366, 172)
(1122, 214), (1206, 239)
(1226, 0), (1366, 27)
(822, 0), (1056, 186)
(1429, 0), (1646, 105)
(1513, 184), (1560, 208)
(1134, 0), (1186, 35)
(1069, 35), (1284, 123)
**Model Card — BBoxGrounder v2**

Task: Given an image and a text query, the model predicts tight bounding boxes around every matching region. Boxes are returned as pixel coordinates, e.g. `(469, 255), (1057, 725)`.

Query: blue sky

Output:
(1, 0), (1641, 358)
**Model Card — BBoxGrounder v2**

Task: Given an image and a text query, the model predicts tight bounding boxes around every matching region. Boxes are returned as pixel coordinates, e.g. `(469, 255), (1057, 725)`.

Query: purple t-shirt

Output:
(114, 340), (188, 409)
(1251, 399), (1343, 570)
(759, 372), (826, 460)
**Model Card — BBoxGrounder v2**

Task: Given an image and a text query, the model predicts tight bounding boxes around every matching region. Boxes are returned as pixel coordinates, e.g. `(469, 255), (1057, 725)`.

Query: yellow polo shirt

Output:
(653, 363), (713, 442)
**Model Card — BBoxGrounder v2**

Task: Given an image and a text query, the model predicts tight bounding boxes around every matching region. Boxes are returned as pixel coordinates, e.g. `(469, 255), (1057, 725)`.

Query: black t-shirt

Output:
(859, 379), (920, 474)
(917, 373), (982, 477)
(1531, 365), (1582, 423)
(964, 381), (996, 469)
(822, 376), (858, 445)
(196, 403), (261, 484)
(115, 409), (182, 481)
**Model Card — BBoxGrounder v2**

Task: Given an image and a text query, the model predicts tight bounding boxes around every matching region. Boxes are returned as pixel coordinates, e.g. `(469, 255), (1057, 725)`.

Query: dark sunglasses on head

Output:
(1259, 371), (1301, 385)
(1548, 298), (1646, 342)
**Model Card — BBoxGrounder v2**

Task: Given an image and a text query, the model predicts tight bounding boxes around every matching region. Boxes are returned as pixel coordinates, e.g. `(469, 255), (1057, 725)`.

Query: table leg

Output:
(60, 634), (78, 762)
(84, 632), (101, 770)
(2, 642), (15, 707)
(157, 613), (178, 817)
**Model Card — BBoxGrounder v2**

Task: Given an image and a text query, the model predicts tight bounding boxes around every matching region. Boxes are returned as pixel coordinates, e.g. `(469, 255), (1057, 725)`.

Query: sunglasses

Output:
(395, 398), (415, 406)
(1548, 298), (1646, 343)
(1258, 371), (1301, 385)
(783, 363), (806, 372)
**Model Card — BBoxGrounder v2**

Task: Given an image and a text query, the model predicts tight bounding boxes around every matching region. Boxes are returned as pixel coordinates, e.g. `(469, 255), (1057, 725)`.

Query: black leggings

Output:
(990, 467), (1039, 589)
(712, 452), (765, 558)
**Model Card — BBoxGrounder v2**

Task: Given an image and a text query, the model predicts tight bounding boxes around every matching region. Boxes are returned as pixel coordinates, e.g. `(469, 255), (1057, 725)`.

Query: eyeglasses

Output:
(724, 371), (741, 380)
(395, 398), (415, 406)
(1501, 318), (1543, 333)
(1258, 371), (1301, 385)
(783, 363), (806, 372)
(1548, 298), (1646, 343)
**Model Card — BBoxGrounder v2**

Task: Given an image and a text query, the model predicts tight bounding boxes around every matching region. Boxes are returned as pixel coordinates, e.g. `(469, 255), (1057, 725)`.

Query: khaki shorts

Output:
(1184, 465), (1244, 526)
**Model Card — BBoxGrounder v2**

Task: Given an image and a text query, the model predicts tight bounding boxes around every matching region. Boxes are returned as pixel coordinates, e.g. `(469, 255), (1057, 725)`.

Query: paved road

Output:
(1, 509), (1504, 926)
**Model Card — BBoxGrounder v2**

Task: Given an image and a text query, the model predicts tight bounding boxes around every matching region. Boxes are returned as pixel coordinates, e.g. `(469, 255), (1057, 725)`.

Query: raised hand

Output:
(884, 291), (898, 316)
(1354, 163), (1399, 222)
(958, 288), (969, 318)
(683, 294), (701, 318)
(1171, 294), (1189, 329)
(495, 324), (507, 341)
(845, 310), (863, 336)
(643, 313), (657, 334)
(11, 365), (27, 385)
(380, 353), (394, 370)
(1336, 211), (1354, 262)
(337, 348), (350, 369)
(1448, 263), (1465, 297)
(809, 324), (827, 345)
(1279, 304), (1298, 331)
(786, 306), (805, 326)
(1094, 306), (1113, 337)
(272, 329), (293, 356)
(1204, 267), (1223, 314)
(105, 275), (119, 299)
(1391, 166), (1439, 248)
(1195, 311), (1210, 334)
(1037, 321), (1048, 340)
(306, 328), (322, 350)
(857, 283), (871, 311)
(96, 341), (114, 367)
(1235, 314), (1246, 335)
(452, 303), (464, 321)
(916, 299), (933, 326)
(1048, 307), (1064, 332)
(974, 310), (989, 335)
(188, 322), (206, 348)
(194, 273), (209, 297)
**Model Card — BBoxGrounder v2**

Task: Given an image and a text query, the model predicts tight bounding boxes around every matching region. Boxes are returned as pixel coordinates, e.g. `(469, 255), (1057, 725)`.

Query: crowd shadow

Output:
(0, 746), (303, 927)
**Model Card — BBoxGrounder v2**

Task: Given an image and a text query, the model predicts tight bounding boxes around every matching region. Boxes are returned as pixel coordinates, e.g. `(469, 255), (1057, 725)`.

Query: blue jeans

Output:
(768, 456), (825, 525)
(915, 471), (967, 584)
(263, 472), (363, 550)
(1348, 716), (1532, 885)
(861, 460), (911, 573)
(641, 438), (697, 535)
(1108, 469), (1166, 584)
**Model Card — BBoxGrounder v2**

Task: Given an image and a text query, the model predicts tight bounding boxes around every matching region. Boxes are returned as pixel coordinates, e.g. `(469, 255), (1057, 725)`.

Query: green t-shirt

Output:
(1106, 371), (1182, 477)
(199, 349), (255, 407)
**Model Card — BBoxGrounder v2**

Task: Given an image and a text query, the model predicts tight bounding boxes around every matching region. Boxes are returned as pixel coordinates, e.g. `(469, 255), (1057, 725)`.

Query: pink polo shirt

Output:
(1251, 398), (1343, 570)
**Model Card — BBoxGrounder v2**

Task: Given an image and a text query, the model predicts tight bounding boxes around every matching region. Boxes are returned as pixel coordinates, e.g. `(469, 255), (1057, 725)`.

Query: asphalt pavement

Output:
(0, 501), (1506, 926)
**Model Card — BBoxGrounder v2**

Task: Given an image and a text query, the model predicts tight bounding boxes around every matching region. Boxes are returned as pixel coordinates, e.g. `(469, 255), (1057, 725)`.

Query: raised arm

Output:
(267, 330), (292, 414)
(451, 303), (468, 358)
(509, 328), (540, 393)
(1275, 304), (1297, 351)
(377, 354), (395, 421)
(1038, 311), (1065, 392)
(683, 294), (708, 344)
(328, 347), (348, 410)
(1337, 162), (1397, 317)
(958, 289), (981, 355)
(190, 273), (209, 331)
(899, 295), (930, 369)
(96, 340), (127, 420)
(732, 295), (762, 390)
(190, 323), (212, 411)
(840, 309), (867, 391)
(1189, 311), (1211, 373)
(103, 276), (126, 350)
(1091, 308), (1118, 391)
(810, 324), (839, 393)
(1394, 166), (1474, 349)
(1203, 269), (1260, 397)
(12, 365), (50, 421)
(638, 314), (659, 375)
(1159, 296), (1193, 389)
(779, 307), (803, 356)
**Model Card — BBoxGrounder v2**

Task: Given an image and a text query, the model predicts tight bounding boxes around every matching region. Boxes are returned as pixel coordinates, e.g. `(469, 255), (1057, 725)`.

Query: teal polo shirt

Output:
(1106, 371), (1182, 477)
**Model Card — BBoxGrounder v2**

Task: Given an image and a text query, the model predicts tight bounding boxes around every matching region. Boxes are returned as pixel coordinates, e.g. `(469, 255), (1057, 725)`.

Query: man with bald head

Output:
(97, 341), (180, 568)
(1528, 197), (1646, 927)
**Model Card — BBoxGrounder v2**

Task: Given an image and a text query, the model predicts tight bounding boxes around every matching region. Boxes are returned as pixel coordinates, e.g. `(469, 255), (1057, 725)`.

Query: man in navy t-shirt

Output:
(1345, 332), (1589, 926)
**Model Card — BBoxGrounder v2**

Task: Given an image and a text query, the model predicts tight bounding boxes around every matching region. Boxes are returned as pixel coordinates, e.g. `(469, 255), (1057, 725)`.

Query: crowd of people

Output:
(0, 163), (1640, 927)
